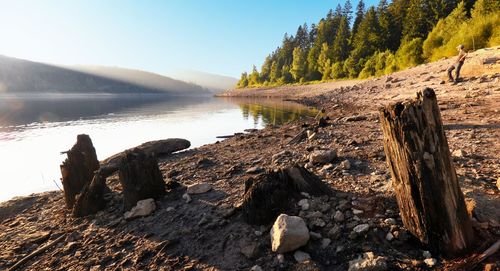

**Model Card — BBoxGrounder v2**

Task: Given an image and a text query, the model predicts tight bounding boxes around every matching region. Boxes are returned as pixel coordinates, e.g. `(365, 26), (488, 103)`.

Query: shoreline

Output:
(1, 47), (499, 270)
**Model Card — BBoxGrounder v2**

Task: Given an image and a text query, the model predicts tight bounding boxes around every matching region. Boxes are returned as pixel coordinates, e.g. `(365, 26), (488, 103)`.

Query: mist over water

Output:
(0, 95), (316, 201)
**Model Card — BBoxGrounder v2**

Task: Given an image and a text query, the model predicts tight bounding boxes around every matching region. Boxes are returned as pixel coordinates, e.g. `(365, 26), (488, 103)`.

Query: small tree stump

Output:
(241, 165), (332, 225)
(60, 134), (99, 209)
(118, 149), (165, 211)
(379, 88), (474, 257)
(72, 171), (107, 217)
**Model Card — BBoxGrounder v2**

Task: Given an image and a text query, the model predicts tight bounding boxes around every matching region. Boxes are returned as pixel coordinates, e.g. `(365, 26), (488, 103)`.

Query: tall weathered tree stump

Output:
(379, 88), (474, 257)
(118, 149), (165, 211)
(60, 134), (100, 209)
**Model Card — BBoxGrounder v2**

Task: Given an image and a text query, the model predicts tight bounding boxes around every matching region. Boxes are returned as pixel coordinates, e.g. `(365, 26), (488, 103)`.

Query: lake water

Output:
(0, 94), (317, 201)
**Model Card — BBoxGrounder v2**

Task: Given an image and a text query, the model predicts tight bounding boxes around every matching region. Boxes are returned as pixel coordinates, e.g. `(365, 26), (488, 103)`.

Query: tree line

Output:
(237, 0), (499, 88)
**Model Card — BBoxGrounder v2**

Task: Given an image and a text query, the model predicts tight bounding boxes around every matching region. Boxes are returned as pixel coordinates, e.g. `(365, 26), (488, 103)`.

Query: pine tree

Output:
(269, 61), (281, 83)
(248, 65), (260, 86)
(389, 0), (410, 50)
(343, 0), (353, 24)
(294, 23), (310, 50)
(402, 0), (432, 40)
(377, 0), (396, 51)
(332, 16), (351, 62)
(352, 0), (366, 38)
(260, 55), (273, 83)
(291, 47), (307, 82)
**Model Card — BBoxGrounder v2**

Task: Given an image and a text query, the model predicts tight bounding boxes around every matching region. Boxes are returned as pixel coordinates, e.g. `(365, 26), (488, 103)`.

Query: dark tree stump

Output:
(118, 149), (165, 211)
(379, 88), (474, 257)
(241, 165), (332, 225)
(72, 171), (107, 217)
(60, 134), (100, 209)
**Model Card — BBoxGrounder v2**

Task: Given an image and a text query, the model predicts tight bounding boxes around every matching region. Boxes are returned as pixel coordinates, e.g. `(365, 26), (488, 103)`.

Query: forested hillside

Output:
(237, 0), (499, 88)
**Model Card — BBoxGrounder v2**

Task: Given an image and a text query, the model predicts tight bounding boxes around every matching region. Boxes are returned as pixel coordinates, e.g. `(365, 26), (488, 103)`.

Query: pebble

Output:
(352, 209), (364, 215)
(293, 250), (311, 263)
(298, 199), (310, 211)
(384, 218), (397, 225)
(422, 250), (432, 259)
(353, 224), (370, 234)
(385, 232), (394, 241)
(321, 238), (331, 248)
(341, 160), (351, 170)
(334, 211), (345, 222)
(250, 265), (263, 271)
(246, 166), (263, 174)
(309, 231), (322, 240)
(182, 193), (192, 203)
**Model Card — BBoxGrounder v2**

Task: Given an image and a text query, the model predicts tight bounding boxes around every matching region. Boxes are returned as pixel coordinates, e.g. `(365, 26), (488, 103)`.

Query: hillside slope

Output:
(0, 55), (209, 96)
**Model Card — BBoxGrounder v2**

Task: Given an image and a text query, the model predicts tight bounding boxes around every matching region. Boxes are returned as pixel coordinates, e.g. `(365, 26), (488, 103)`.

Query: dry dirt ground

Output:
(0, 47), (499, 271)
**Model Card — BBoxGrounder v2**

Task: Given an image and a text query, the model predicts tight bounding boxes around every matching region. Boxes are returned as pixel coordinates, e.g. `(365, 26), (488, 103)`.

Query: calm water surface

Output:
(0, 94), (316, 201)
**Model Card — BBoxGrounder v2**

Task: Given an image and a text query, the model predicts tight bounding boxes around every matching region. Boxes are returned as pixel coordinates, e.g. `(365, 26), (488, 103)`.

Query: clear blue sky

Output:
(0, 0), (377, 78)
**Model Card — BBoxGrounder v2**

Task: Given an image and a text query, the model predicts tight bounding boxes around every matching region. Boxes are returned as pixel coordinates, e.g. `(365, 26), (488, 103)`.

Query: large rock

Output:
(270, 214), (310, 253)
(124, 198), (156, 220)
(309, 150), (337, 164)
(348, 252), (387, 271)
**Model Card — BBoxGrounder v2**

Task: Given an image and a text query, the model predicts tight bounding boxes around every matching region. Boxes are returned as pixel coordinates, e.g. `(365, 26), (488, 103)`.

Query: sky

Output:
(0, 0), (377, 78)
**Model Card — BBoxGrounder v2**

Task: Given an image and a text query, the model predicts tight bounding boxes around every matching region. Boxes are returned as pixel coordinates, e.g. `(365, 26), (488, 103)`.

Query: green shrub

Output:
(395, 38), (424, 69)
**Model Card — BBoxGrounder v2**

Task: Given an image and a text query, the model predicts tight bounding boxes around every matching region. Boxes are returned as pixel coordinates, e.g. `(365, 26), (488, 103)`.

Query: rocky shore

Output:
(0, 47), (499, 270)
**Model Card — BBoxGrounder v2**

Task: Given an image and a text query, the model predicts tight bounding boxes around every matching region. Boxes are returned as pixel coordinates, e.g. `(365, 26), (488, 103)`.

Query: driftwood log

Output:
(119, 149), (166, 211)
(380, 88), (474, 257)
(72, 170), (107, 217)
(100, 138), (190, 178)
(241, 165), (333, 225)
(60, 134), (99, 209)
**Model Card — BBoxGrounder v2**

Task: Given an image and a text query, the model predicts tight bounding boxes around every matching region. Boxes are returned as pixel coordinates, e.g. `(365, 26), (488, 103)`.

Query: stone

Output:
(334, 211), (345, 222)
(276, 254), (285, 264)
(187, 183), (212, 194)
(298, 199), (310, 211)
(250, 265), (263, 271)
(348, 252), (387, 271)
(293, 250), (311, 263)
(341, 160), (351, 170)
(452, 149), (467, 157)
(240, 242), (259, 259)
(353, 224), (370, 234)
(321, 238), (331, 248)
(384, 218), (396, 225)
(310, 218), (326, 228)
(422, 251), (432, 259)
(328, 225), (341, 240)
(484, 263), (497, 271)
(352, 209), (364, 215)
(124, 198), (156, 220)
(424, 258), (437, 267)
(496, 177), (500, 191)
(309, 150), (337, 164)
(182, 193), (192, 203)
(309, 231), (322, 240)
(246, 166), (263, 174)
(385, 232), (394, 241)
(271, 214), (310, 253)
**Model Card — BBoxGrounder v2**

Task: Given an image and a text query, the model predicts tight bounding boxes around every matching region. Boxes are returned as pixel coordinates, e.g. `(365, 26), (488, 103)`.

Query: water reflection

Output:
(223, 98), (318, 126)
(0, 95), (316, 201)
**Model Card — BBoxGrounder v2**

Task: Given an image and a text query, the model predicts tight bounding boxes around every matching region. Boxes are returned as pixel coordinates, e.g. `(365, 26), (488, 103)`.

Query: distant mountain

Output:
(169, 70), (238, 93)
(0, 55), (210, 96)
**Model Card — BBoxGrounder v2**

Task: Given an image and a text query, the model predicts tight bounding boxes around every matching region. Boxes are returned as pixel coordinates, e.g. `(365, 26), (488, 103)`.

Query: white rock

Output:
(341, 160), (351, 170)
(422, 250), (432, 259)
(124, 198), (156, 220)
(293, 250), (311, 262)
(385, 232), (394, 241)
(424, 258), (437, 267)
(298, 199), (310, 211)
(353, 224), (370, 234)
(271, 214), (310, 253)
(166, 207), (175, 212)
(276, 254), (285, 263)
(250, 265), (263, 271)
(348, 252), (387, 271)
(352, 208), (364, 215)
(309, 150), (337, 164)
(496, 177), (500, 191)
(246, 166), (263, 174)
(182, 193), (192, 203)
(187, 183), (212, 194)
(334, 211), (345, 222)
